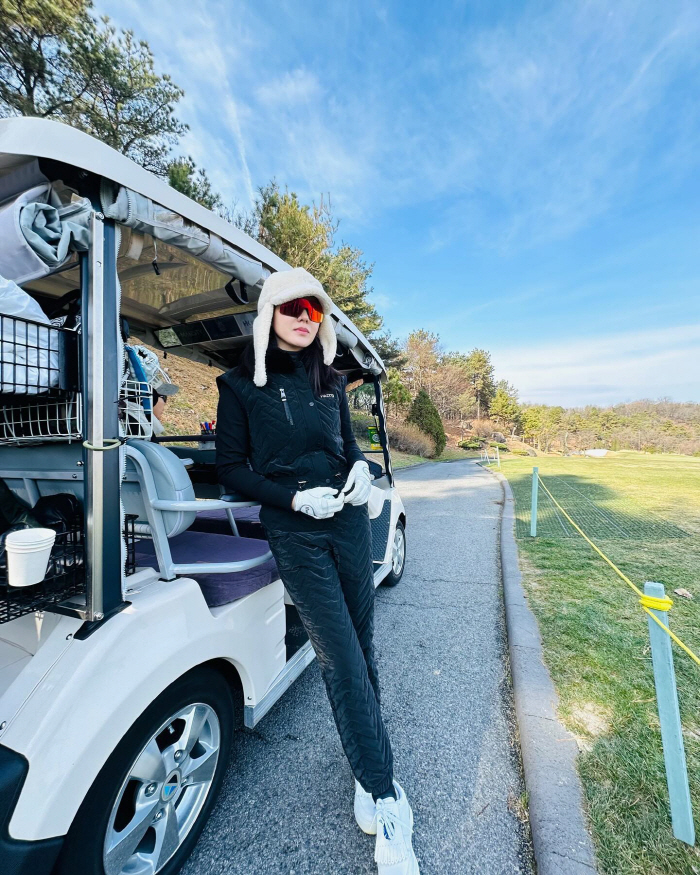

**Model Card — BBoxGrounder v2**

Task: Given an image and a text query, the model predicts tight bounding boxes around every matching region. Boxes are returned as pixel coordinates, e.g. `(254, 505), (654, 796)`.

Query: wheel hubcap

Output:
(103, 703), (220, 875)
(161, 771), (181, 803)
(392, 528), (405, 575)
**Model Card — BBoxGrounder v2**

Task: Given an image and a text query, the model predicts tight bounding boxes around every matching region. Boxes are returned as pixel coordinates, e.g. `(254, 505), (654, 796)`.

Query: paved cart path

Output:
(183, 460), (534, 875)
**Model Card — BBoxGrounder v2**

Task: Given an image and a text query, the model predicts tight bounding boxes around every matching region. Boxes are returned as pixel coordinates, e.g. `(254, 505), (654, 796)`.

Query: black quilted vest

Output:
(217, 348), (351, 493)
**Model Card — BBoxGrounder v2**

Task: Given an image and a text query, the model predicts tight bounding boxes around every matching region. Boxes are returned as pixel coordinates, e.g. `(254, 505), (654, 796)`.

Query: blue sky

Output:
(98, 0), (700, 407)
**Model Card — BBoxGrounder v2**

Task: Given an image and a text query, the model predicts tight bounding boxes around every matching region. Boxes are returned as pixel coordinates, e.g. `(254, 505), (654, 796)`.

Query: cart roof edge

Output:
(0, 117), (387, 377)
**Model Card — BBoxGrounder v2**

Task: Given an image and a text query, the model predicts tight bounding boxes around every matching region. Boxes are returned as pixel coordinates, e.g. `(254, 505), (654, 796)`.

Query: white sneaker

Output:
(374, 784), (419, 875)
(354, 780), (378, 834)
(354, 780), (406, 835)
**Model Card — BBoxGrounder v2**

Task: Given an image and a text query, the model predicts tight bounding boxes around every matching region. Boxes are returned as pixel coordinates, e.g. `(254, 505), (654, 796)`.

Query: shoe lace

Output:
(380, 807), (396, 840)
(377, 800), (403, 842)
(375, 799), (409, 866)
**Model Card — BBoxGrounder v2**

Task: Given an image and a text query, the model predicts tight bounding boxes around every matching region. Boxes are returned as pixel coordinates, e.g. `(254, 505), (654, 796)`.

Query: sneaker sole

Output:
(354, 803), (377, 835)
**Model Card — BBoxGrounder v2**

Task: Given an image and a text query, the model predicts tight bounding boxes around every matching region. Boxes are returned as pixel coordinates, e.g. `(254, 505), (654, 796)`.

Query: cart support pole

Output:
(530, 467), (538, 537)
(644, 581), (695, 846)
(82, 213), (123, 622)
(372, 375), (393, 486)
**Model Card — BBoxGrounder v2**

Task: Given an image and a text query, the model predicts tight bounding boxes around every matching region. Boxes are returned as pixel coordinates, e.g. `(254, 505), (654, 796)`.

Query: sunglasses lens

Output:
(305, 297), (324, 322)
(279, 297), (324, 323)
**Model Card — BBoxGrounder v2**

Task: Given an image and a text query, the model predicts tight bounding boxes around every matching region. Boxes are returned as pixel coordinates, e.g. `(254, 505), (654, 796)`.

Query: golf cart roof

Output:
(0, 117), (385, 380)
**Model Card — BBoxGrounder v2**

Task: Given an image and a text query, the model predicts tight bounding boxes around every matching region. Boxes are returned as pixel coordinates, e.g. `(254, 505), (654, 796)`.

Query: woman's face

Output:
(273, 298), (321, 352)
(153, 395), (166, 422)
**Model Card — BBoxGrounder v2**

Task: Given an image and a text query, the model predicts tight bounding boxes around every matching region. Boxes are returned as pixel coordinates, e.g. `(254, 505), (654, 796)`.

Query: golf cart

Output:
(0, 118), (407, 875)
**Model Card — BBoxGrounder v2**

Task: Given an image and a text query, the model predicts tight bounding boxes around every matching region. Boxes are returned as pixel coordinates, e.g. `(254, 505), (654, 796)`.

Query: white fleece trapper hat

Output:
(252, 267), (337, 387)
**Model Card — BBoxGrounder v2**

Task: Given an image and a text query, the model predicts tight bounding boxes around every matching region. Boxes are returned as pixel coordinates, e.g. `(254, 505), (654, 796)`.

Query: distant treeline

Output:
(376, 331), (700, 456)
(517, 399), (700, 455)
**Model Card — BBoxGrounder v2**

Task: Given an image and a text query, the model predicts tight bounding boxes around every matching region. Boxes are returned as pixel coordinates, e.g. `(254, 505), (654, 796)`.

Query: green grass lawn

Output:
(498, 452), (700, 874)
(391, 445), (474, 467)
(356, 436), (473, 468)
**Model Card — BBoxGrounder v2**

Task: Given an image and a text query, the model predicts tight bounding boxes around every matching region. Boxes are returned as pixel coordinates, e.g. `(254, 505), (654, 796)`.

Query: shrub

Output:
(511, 448), (530, 456)
(406, 389), (447, 456)
(388, 421), (436, 457)
(471, 418), (497, 439)
(458, 439), (482, 450)
(349, 411), (375, 441)
(489, 441), (508, 451)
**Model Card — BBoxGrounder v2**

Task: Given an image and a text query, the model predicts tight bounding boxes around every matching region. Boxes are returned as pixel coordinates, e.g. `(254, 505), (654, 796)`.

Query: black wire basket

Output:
(0, 313), (81, 445)
(0, 515), (140, 624)
(0, 313), (79, 396)
(0, 522), (85, 624)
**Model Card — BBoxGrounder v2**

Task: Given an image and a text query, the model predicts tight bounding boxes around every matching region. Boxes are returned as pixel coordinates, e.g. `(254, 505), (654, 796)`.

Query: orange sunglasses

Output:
(278, 296), (324, 323)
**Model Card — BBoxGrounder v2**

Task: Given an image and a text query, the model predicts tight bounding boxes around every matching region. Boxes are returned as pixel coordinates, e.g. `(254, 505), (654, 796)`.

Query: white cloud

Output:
(256, 69), (322, 106)
(222, 96), (255, 208)
(369, 292), (396, 310)
(91, 0), (700, 409)
(96, 0), (700, 248)
(491, 324), (700, 406)
(420, 2), (700, 252)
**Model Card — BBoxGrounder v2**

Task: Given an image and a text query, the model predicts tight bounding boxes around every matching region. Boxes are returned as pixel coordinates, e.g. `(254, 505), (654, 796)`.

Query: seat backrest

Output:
(123, 440), (196, 537)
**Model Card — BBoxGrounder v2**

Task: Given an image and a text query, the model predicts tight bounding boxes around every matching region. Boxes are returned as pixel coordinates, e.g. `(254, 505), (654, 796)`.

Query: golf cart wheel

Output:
(55, 666), (234, 875)
(383, 520), (406, 587)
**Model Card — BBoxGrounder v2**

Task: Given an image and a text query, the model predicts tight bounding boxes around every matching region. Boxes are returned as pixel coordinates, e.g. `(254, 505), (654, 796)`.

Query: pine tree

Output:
(167, 157), (222, 210)
(239, 181), (382, 339)
(447, 349), (496, 419)
(406, 389), (446, 457)
(0, 2), (187, 175)
(490, 380), (521, 433)
(384, 368), (411, 417)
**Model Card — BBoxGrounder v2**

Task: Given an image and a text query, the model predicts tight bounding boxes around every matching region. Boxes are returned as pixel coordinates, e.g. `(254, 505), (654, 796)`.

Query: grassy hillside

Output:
(143, 347), (220, 436)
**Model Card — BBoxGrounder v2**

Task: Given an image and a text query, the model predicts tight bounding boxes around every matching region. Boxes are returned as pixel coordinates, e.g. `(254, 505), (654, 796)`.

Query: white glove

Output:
(292, 486), (344, 519)
(341, 461), (372, 506)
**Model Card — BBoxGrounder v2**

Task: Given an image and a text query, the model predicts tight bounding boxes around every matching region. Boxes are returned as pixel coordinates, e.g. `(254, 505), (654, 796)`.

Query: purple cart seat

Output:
(202, 506), (260, 522)
(134, 530), (279, 607)
(190, 506), (264, 539)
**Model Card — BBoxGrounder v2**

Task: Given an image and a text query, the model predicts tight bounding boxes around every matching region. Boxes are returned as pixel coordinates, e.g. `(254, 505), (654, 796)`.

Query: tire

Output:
(383, 520), (406, 587)
(55, 666), (234, 875)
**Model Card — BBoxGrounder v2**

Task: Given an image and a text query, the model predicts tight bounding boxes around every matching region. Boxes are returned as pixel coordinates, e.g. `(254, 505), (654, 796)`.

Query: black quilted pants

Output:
(263, 501), (395, 797)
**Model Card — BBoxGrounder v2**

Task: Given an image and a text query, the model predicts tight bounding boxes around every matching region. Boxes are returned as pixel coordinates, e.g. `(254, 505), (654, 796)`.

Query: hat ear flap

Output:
(253, 305), (274, 386)
(318, 317), (337, 365)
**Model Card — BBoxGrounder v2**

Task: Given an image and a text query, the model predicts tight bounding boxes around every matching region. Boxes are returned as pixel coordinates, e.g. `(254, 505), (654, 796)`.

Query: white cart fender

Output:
(0, 574), (285, 841)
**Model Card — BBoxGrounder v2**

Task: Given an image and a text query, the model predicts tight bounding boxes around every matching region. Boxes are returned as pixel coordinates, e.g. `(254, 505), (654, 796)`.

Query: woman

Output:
(216, 268), (419, 874)
(150, 380), (178, 436)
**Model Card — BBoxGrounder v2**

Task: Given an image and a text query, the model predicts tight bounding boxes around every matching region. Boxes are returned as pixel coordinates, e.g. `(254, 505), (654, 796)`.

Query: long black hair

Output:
(238, 326), (341, 396)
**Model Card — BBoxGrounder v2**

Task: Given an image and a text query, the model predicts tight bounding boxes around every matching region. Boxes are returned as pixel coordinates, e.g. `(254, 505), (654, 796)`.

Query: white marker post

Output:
(644, 581), (695, 845)
(530, 467), (538, 537)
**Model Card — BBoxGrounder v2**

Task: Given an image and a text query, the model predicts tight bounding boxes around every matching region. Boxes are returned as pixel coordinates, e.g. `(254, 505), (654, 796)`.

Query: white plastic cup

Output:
(5, 528), (56, 587)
